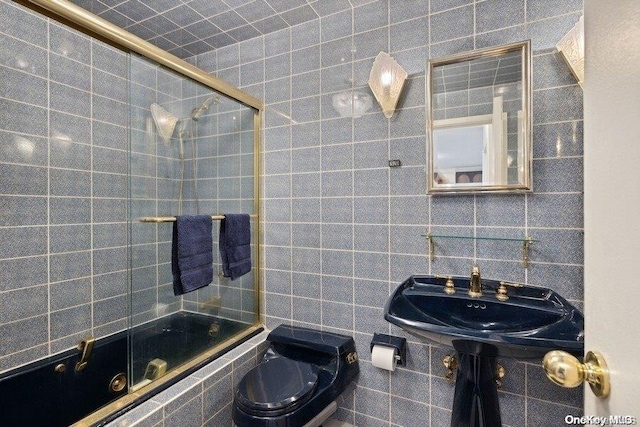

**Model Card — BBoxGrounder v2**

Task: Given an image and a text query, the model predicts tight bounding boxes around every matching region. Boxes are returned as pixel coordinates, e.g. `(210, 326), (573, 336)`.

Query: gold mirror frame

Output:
(426, 40), (532, 195)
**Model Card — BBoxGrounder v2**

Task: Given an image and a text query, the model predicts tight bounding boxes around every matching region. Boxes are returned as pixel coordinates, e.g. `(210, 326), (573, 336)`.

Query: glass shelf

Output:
(422, 233), (535, 268)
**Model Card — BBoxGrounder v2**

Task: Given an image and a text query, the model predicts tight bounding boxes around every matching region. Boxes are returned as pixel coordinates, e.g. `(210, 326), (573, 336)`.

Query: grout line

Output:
(89, 37), (95, 335)
(45, 14), (52, 356)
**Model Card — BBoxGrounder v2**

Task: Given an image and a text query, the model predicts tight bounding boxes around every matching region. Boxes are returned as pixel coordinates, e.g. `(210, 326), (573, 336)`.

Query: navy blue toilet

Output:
(233, 325), (359, 427)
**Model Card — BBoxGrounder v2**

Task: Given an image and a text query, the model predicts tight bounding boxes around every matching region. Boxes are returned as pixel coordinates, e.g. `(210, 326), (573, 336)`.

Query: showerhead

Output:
(150, 103), (179, 144)
(190, 96), (218, 121)
(151, 96), (218, 144)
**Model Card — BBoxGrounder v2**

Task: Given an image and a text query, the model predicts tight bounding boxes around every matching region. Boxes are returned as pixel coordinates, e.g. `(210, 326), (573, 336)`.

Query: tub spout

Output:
(75, 337), (95, 372)
(144, 358), (167, 381)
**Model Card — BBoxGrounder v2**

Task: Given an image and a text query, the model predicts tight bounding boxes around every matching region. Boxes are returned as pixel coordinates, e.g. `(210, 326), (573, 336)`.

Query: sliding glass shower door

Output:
(128, 53), (260, 389)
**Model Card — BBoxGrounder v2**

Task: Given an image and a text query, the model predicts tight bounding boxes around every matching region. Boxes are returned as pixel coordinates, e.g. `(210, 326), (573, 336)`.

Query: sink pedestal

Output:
(450, 341), (501, 427)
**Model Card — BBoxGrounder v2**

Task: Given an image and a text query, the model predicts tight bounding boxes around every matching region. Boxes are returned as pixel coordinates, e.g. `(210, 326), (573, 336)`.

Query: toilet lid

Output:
(236, 357), (318, 414)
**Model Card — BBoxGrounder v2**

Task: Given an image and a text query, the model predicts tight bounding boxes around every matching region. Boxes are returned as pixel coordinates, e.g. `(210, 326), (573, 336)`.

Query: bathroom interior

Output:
(1, 0), (637, 426)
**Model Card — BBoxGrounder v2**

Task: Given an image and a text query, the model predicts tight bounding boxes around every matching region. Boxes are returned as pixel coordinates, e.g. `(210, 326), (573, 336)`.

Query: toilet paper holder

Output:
(370, 333), (407, 366)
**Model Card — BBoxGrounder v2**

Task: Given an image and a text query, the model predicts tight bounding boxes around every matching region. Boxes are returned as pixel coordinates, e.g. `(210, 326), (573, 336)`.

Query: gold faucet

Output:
(469, 265), (482, 298)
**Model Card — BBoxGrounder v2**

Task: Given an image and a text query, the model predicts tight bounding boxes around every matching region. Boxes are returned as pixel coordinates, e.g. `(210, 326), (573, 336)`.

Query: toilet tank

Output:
(267, 325), (355, 356)
(266, 325), (359, 387)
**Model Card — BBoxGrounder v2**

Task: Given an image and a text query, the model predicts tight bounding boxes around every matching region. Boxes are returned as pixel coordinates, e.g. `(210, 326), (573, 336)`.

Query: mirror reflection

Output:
(427, 41), (531, 194)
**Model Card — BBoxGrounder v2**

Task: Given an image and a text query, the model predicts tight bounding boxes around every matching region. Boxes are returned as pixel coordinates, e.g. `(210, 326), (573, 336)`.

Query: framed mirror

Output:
(427, 40), (532, 194)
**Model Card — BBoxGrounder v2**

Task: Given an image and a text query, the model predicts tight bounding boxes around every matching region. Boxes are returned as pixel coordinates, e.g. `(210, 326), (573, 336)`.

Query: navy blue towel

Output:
(219, 214), (251, 280)
(172, 215), (213, 296)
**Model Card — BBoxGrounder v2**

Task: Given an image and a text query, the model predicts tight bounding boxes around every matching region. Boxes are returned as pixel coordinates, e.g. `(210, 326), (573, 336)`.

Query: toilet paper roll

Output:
(371, 345), (398, 371)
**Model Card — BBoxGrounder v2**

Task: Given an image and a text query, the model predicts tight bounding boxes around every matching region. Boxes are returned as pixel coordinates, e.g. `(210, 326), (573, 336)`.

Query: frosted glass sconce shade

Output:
(368, 52), (408, 118)
(150, 103), (179, 144)
(332, 90), (373, 118)
(556, 16), (584, 87)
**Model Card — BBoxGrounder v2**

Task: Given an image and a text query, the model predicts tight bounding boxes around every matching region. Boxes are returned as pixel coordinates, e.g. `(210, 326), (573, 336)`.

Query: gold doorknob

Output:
(543, 350), (610, 398)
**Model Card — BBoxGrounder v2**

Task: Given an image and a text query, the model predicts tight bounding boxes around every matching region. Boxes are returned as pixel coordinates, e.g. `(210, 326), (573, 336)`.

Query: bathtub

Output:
(0, 312), (257, 427)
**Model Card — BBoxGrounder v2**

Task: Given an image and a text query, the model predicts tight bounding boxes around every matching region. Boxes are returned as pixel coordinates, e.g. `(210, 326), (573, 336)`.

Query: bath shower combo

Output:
(0, 0), (263, 426)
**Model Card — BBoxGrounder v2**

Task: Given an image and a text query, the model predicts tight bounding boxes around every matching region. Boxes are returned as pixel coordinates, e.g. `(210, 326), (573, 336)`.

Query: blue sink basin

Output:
(384, 275), (584, 358)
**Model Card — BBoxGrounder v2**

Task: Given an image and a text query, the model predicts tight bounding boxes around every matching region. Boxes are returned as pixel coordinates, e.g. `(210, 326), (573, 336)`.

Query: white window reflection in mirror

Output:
(427, 41), (532, 194)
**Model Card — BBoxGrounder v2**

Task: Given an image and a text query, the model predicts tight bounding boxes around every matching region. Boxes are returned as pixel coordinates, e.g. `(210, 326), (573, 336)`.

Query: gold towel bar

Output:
(138, 214), (257, 223)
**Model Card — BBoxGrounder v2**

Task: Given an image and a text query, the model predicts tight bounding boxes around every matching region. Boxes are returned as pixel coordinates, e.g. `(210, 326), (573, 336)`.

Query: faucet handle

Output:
(444, 276), (455, 295)
(434, 275), (456, 294)
(496, 281), (522, 301)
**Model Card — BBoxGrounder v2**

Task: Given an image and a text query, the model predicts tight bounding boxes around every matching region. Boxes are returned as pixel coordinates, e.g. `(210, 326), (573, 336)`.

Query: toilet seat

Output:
(235, 357), (319, 416)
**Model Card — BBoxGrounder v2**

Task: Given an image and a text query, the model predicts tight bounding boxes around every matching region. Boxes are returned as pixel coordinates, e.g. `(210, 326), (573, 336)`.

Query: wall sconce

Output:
(556, 16), (584, 87)
(332, 90), (373, 118)
(368, 52), (408, 118)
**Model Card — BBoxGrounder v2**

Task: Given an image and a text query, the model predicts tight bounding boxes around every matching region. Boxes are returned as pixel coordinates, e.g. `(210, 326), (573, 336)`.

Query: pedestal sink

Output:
(384, 275), (584, 427)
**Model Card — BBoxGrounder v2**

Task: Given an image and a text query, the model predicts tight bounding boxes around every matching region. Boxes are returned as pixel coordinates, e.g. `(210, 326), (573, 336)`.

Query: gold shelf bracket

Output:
(522, 236), (533, 268)
(427, 232), (434, 261)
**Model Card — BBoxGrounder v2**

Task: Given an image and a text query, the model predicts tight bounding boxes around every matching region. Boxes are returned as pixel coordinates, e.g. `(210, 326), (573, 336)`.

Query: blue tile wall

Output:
(191, 0), (585, 425)
(0, 0), (128, 370)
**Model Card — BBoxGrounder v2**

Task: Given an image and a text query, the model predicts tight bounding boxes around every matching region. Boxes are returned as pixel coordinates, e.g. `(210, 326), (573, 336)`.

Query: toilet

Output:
(232, 325), (360, 427)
